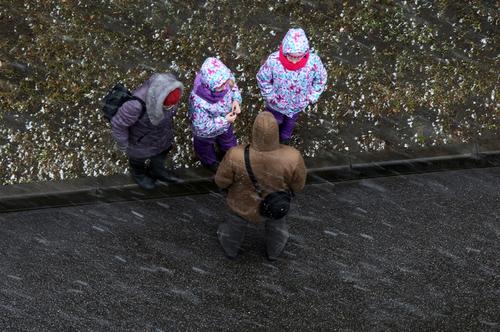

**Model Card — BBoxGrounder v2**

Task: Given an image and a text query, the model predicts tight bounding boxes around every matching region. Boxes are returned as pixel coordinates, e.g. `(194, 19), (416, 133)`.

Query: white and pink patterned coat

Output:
(188, 58), (242, 138)
(256, 28), (328, 117)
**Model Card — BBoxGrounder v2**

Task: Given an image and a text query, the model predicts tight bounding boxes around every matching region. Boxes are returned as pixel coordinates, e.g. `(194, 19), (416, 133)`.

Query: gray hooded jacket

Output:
(111, 73), (184, 159)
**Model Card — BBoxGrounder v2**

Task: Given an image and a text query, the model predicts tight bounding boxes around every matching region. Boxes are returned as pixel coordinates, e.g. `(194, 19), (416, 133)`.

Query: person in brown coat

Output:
(214, 111), (307, 260)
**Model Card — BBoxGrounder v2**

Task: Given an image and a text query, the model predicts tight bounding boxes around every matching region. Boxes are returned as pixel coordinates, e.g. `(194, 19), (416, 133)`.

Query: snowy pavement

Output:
(1, 167), (499, 330)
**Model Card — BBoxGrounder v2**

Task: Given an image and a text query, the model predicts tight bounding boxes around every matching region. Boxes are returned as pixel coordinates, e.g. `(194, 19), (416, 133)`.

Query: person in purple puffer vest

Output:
(257, 28), (328, 144)
(111, 73), (184, 190)
(188, 57), (242, 172)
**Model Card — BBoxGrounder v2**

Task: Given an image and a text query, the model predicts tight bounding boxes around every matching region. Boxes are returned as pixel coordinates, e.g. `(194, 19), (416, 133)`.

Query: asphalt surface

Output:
(1, 168), (499, 331)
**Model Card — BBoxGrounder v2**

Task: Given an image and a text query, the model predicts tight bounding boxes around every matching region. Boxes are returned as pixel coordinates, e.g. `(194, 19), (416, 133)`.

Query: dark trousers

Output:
(217, 213), (290, 260)
(193, 126), (237, 167)
(129, 148), (170, 174)
(266, 107), (300, 142)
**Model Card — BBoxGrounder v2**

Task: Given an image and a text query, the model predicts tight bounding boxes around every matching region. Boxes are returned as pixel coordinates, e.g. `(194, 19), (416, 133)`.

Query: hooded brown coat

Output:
(215, 111), (307, 224)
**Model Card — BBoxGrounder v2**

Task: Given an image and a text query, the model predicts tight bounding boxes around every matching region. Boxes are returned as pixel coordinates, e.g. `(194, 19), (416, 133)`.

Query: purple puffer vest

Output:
(111, 73), (184, 159)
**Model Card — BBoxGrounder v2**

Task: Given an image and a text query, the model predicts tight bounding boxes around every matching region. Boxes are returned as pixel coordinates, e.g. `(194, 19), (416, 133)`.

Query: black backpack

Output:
(101, 83), (146, 122)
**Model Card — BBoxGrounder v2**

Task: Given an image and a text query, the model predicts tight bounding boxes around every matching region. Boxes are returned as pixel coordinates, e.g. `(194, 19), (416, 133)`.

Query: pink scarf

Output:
(278, 44), (310, 71)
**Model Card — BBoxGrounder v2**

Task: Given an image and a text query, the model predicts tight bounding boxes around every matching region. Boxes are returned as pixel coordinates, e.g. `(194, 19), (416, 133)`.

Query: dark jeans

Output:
(217, 213), (290, 260)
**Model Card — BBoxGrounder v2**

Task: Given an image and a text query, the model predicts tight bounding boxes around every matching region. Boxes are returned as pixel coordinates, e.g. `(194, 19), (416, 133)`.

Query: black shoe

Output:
(149, 152), (180, 183)
(129, 158), (156, 190)
(266, 253), (279, 262)
(225, 252), (239, 260)
(150, 168), (180, 183)
(130, 170), (156, 190)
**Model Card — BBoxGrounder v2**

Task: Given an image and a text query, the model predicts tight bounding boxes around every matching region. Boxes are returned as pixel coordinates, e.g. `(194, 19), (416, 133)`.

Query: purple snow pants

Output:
(266, 107), (300, 141)
(193, 125), (237, 167)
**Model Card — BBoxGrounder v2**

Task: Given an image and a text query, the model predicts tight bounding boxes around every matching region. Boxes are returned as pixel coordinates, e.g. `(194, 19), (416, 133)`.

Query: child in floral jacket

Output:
(256, 28), (328, 144)
(188, 57), (242, 171)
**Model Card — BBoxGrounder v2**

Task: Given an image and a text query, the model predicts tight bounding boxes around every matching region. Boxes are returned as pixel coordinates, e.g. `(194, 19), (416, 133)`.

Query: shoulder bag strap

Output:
(244, 145), (263, 197)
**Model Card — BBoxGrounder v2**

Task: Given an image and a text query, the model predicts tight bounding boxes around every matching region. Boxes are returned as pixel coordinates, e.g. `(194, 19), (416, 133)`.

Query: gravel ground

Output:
(0, 0), (498, 185)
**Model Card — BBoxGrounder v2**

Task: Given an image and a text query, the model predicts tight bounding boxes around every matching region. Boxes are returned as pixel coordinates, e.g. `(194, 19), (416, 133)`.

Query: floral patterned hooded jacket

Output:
(256, 28), (328, 117)
(188, 57), (242, 138)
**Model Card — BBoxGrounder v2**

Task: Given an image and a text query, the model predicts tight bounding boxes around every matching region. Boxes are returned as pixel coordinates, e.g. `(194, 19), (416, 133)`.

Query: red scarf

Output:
(279, 44), (310, 71)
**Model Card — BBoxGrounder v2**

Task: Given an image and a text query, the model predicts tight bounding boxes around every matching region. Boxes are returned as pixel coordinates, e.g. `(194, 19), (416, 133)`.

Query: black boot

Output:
(149, 152), (180, 183)
(129, 158), (156, 190)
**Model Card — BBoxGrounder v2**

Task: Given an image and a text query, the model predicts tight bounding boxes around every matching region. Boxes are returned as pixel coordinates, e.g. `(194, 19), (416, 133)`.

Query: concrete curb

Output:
(308, 150), (500, 183)
(1, 150), (499, 213)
